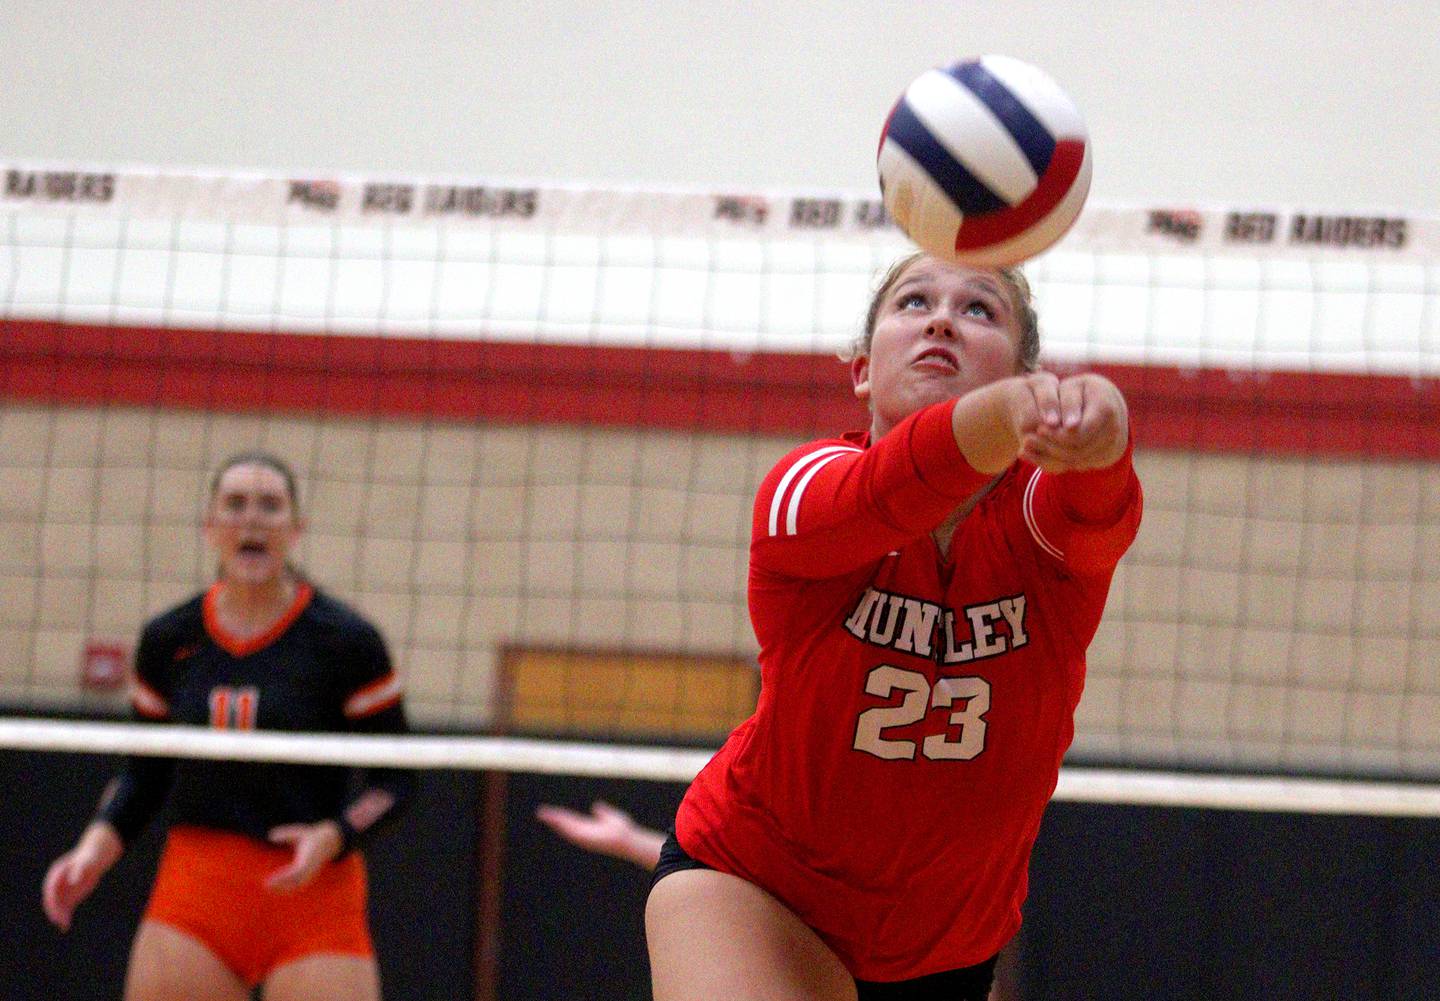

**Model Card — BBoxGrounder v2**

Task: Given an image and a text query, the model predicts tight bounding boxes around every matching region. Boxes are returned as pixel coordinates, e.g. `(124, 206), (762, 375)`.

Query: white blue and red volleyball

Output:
(878, 55), (1092, 267)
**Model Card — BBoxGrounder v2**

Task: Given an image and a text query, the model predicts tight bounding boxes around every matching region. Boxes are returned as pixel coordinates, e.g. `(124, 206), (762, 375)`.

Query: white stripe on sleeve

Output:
(784, 451), (854, 536)
(131, 678), (169, 719)
(767, 446), (861, 537)
(344, 672), (405, 719)
(1023, 468), (1065, 561)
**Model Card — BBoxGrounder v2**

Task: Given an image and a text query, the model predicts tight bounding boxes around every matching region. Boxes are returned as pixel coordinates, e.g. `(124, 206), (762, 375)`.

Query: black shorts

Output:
(649, 832), (997, 1001)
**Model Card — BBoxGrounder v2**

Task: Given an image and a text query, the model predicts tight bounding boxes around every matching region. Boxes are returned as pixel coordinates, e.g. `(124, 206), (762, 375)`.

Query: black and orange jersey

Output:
(98, 582), (411, 850)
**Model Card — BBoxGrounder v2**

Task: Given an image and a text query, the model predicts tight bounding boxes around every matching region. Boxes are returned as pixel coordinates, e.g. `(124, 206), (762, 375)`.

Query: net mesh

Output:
(2, 164), (1438, 785)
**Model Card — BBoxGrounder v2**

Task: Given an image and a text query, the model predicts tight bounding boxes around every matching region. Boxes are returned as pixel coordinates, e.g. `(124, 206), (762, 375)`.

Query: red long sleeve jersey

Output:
(675, 400), (1142, 981)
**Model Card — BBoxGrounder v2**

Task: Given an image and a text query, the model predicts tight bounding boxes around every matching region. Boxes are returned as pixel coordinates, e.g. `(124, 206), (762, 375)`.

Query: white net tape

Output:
(4, 716), (1438, 817)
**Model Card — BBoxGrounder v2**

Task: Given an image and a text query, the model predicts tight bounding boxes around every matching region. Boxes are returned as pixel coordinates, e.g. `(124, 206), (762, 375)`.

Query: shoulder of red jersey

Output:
(998, 457), (1143, 575)
(755, 435), (866, 540)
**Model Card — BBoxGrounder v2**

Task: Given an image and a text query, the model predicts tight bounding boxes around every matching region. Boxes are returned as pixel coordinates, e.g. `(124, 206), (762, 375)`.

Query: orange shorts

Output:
(144, 825), (374, 988)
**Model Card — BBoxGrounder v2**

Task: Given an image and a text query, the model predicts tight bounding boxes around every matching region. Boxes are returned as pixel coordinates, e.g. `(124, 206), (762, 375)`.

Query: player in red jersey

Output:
(646, 252), (1142, 1001)
(42, 452), (411, 1001)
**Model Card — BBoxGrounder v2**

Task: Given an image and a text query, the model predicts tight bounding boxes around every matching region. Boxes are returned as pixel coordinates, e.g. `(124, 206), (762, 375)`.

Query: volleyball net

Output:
(1, 162), (1438, 814)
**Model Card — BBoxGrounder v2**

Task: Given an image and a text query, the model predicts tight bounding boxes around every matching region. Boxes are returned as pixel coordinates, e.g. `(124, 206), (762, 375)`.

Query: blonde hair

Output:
(846, 251), (1040, 371)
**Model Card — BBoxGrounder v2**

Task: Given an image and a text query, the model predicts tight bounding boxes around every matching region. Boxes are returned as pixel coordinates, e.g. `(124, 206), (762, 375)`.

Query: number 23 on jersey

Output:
(852, 666), (990, 761)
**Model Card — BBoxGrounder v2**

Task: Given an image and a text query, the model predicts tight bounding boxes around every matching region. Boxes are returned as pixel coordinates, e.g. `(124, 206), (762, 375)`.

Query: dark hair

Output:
(847, 251), (1040, 371)
(208, 451), (302, 517)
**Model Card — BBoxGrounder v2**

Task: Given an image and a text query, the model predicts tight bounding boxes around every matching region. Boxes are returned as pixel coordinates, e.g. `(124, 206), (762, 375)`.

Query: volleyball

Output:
(877, 55), (1092, 267)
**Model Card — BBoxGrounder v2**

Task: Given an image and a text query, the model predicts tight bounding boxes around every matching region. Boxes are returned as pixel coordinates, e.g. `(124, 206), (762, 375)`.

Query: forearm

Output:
(75, 819), (124, 870)
(340, 698), (412, 852)
(337, 771), (411, 853)
(95, 759), (172, 847)
(955, 371), (1130, 476)
(622, 825), (668, 871)
(951, 377), (1028, 474)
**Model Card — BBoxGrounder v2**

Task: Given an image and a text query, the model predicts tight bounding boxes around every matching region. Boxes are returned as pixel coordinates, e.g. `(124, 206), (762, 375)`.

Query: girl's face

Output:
(852, 257), (1026, 438)
(203, 463), (301, 587)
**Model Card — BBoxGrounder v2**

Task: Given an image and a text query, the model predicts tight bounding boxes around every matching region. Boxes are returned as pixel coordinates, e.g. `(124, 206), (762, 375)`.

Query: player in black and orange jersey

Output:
(42, 451), (411, 1001)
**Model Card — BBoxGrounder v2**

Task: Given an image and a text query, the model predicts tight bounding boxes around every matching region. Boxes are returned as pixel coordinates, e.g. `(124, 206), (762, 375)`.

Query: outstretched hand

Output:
(536, 800), (666, 871)
(1009, 372), (1129, 473)
(536, 800), (638, 857)
(265, 820), (343, 893)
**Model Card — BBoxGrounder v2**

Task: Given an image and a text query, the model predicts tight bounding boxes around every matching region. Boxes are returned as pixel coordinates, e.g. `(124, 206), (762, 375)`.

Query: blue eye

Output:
(965, 300), (995, 319)
(898, 292), (927, 309)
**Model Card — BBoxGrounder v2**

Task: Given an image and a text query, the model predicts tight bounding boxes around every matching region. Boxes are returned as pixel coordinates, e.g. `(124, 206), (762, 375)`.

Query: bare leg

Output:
(988, 938), (1021, 1001)
(646, 869), (856, 1001)
(124, 920), (251, 1001)
(264, 954), (381, 1001)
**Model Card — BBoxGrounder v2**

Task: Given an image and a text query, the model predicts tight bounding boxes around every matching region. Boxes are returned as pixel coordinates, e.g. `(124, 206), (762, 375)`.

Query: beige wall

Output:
(2, 402), (1436, 777)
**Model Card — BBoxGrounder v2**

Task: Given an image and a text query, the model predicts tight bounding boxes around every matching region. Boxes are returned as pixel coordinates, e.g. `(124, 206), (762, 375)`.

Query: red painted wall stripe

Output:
(3, 319), (1437, 459)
